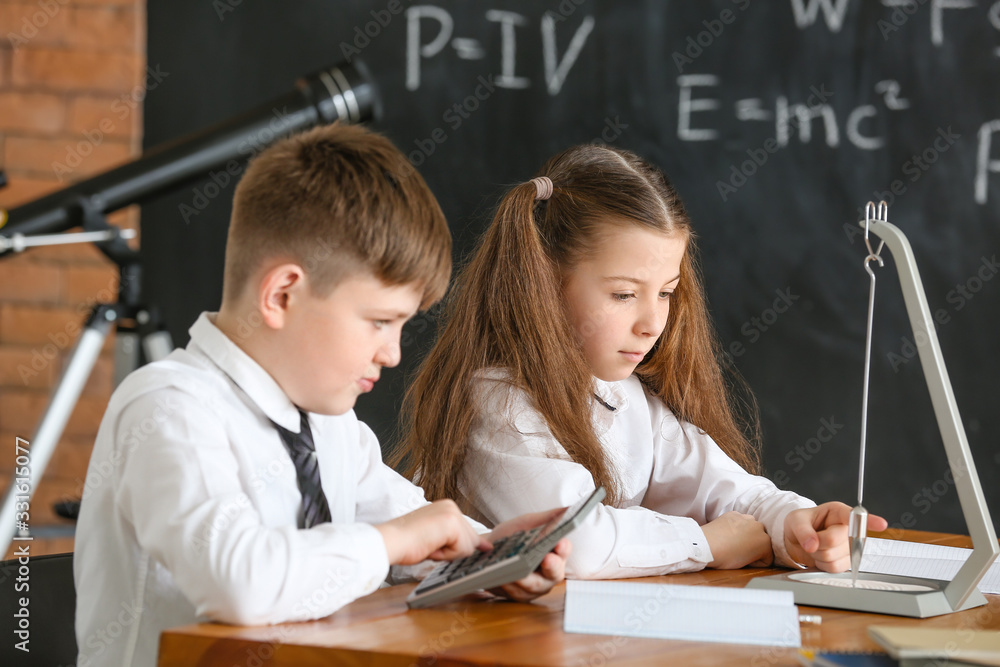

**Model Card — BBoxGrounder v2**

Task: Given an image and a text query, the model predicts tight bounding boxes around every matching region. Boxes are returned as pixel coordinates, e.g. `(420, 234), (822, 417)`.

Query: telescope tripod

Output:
(0, 205), (173, 556)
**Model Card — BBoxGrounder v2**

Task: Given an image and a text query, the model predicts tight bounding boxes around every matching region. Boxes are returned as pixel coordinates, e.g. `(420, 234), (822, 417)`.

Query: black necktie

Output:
(272, 410), (331, 529)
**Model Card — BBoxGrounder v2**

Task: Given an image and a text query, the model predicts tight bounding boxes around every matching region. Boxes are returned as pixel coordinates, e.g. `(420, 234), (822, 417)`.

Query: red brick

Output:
(67, 0), (138, 6)
(0, 5), (137, 52)
(0, 174), (62, 208)
(0, 388), (109, 436)
(11, 48), (139, 92)
(0, 301), (87, 345)
(66, 94), (136, 137)
(0, 91), (66, 133)
(6, 134), (132, 182)
(0, 2), (72, 49)
(67, 6), (137, 51)
(62, 263), (117, 305)
(0, 429), (93, 480)
(0, 46), (10, 87)
(0, 255), (62, 302)
(0, 475), (82, 533)
(0, 303), (118, 356)
(0, 344), (58, 388)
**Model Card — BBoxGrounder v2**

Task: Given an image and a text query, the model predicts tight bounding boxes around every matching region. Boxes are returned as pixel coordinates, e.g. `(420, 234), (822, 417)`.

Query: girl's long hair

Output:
(392, 145), (760, 506)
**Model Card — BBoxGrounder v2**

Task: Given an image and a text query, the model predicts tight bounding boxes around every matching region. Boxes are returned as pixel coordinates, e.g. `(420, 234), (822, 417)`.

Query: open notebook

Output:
(860, 537), (1000, 593)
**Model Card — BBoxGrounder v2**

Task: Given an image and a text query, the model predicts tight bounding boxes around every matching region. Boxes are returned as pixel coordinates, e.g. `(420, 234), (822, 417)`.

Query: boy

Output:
(73, 124), (569, 667)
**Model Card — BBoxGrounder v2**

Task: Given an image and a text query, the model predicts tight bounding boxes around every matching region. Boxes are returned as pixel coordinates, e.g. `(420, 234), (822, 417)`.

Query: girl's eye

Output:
(660, 291), (674, 300)
(373, 320), (389, 330)
(612, 293), (635, 302)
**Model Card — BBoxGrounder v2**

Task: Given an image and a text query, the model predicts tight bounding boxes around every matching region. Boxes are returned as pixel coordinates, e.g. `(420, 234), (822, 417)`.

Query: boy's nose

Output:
(375, 339), (402, 368)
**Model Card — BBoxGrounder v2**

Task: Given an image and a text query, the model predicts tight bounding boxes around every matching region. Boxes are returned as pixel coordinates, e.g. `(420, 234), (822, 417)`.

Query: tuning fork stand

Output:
(748, 214), (998, 617)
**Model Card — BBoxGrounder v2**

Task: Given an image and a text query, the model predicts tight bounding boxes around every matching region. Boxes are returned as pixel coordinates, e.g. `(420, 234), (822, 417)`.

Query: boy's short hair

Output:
(223, 123), (450, 308)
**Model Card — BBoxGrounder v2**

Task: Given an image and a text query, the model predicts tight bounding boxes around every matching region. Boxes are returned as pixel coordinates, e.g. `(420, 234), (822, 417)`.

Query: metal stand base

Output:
(0, 302), (172, 556)
(746, 570), (988, 618)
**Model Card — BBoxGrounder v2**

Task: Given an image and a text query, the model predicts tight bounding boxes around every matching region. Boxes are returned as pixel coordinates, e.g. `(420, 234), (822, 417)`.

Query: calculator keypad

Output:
(413, 526), (544, 593)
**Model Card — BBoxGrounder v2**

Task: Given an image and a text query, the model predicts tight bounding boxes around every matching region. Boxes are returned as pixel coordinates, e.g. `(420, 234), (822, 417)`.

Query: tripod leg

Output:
(113, 307), (173, 387)
(0, 304), (117, 556)
(143, 329), (174, 363)
(113, 330), (140, 389)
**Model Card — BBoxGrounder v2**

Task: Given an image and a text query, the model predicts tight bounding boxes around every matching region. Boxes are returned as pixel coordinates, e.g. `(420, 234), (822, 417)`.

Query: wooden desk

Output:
(158, 530), (1000, 666)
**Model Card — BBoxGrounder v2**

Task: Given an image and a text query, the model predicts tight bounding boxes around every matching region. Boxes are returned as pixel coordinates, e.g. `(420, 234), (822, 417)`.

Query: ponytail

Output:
(394, 180), (624, 506)
(397, 142), (762, 508)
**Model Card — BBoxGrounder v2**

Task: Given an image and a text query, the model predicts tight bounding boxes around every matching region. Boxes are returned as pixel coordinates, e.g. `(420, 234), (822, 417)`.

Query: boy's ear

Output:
(258, 263), (307, 329)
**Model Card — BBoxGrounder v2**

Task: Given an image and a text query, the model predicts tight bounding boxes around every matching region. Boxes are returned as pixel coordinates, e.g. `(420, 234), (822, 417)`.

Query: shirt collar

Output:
(591, 377), (629, 436)
(593, 377), (630, 413)
(187, 312), (302, 432)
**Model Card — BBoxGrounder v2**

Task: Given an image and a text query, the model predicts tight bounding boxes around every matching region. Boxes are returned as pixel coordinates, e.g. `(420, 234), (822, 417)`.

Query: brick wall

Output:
(0, 0), (146, 559)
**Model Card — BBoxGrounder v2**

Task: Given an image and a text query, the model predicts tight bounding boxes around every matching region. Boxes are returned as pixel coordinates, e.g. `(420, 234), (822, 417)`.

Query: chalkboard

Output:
(142, 0), (1000, 534)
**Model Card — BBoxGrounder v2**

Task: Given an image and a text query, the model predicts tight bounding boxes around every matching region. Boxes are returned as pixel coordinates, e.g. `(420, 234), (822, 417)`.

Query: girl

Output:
(394, 144), (885, 578)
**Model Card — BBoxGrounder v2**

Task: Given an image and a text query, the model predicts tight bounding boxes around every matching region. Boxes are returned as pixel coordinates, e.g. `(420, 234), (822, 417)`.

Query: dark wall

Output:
(143, 0), (1000, 534)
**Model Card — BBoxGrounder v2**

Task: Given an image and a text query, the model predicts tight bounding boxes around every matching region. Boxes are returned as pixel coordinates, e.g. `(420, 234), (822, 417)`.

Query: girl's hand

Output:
(784, 502), (888, 572)
(487, 508), (571, 602)
(491, 538), (571, 602)
(702, 511), (774, 569)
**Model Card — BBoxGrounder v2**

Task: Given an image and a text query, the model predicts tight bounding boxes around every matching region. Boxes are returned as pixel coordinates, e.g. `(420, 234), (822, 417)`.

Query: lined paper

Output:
(563, 580), (801, 647)
(860, 538), (1000, 594)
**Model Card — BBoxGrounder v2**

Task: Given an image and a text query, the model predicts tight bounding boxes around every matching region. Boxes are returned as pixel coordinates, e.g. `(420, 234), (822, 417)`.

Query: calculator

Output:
(406, 487), (606, 608)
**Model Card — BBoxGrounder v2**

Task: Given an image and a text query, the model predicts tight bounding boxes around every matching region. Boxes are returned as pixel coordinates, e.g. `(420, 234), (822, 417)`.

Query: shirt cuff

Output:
(673, 516), (713, 565)
(340, 522), (392, 593)
(613, 516), (713, 570)
(768, 500), (817, 568)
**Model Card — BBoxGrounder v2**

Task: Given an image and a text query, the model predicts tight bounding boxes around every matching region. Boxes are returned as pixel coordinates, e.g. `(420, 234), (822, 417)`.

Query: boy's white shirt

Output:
(74, 312), (467, 667)
(459, 370), (816, 579)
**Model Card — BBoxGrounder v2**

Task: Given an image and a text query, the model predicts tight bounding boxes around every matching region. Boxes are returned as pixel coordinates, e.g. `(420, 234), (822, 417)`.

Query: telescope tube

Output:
(0, 61), (378, 240)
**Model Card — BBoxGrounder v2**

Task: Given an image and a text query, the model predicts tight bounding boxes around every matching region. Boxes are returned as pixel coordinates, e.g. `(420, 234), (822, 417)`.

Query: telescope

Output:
(0, 60), (380, 556)
(0, 60), (379, 255)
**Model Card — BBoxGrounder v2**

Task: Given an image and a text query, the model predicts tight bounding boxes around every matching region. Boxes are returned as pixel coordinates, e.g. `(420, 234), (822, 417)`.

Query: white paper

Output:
(563, 580), (801, 647)
(860, 537), (1000, 594)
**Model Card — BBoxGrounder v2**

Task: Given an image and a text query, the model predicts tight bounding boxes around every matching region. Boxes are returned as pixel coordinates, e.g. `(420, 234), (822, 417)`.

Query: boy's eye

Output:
(372, 320), (390, 330)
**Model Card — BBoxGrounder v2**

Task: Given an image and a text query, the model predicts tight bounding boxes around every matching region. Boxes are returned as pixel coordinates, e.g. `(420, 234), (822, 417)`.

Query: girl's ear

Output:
(258, 263), (306, 329)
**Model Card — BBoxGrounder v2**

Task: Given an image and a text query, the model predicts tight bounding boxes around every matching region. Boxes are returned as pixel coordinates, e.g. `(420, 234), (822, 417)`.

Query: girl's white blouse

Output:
(459, 371), (815, 579)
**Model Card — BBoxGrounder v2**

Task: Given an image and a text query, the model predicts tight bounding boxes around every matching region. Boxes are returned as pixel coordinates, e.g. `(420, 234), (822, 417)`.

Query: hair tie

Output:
(531, 176), (553, 200)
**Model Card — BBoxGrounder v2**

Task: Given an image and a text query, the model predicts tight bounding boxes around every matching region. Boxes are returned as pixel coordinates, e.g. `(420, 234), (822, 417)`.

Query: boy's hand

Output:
(486, 508), (571, 602)
(784, 502), (889, 572)
(376, 500), (489, 565)
(702, 511), (774, 569)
